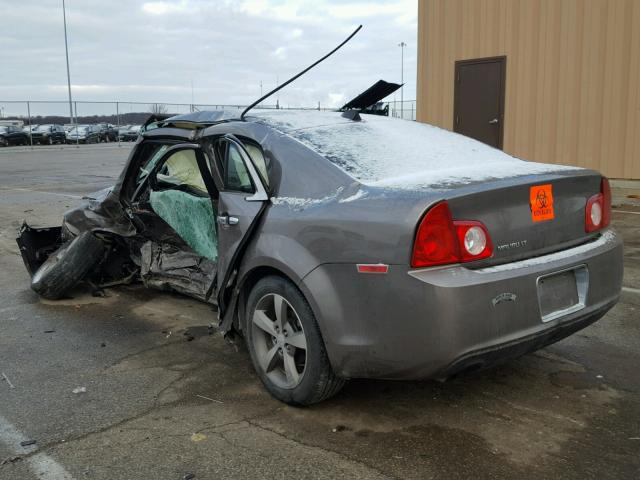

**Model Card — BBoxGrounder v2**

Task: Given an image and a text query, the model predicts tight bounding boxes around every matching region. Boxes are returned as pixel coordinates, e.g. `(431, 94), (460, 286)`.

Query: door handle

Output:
(217, 215), (239, 226)
(489, 118), (499, 124)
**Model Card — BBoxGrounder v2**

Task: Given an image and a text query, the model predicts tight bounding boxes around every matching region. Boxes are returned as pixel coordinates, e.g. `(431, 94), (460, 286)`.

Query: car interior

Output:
(126, 137), (269, 271)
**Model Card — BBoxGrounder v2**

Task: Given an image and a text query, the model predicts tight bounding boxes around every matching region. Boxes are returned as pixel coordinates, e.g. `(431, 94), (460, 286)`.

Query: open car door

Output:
(210, 134), (269, 329)
(128, 142), (220, 301)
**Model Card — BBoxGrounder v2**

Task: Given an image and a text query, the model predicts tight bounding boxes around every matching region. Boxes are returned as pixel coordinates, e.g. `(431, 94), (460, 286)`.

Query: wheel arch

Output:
(236, 264), (300, 335)
(235, 260), (343, 374)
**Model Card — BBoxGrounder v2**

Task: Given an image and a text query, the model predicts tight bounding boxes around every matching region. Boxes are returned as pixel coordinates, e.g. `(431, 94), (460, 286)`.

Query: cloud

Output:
(141, 1), (194, 15)
(1, 0), (417, 114)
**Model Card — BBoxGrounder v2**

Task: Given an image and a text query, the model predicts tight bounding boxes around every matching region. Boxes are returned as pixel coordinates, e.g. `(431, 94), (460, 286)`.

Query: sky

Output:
(0, 0), (417, 116)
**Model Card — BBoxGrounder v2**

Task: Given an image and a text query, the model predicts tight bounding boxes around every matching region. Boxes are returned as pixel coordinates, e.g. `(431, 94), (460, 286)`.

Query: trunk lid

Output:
(443, 171), (603, 267)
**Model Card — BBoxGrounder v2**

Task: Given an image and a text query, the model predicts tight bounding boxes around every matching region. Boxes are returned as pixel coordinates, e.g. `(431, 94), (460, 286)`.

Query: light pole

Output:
(398, 42), (406, 119)
(62, 0), (74, 125)
(190, 79), (194, 111)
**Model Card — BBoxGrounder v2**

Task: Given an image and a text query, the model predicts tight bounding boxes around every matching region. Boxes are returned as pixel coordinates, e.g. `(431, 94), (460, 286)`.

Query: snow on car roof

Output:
(253, 110), (581, 189)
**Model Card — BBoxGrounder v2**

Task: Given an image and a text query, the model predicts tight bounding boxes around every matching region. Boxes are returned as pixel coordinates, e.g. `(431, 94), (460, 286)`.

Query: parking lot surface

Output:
(0, 144), (638, 479)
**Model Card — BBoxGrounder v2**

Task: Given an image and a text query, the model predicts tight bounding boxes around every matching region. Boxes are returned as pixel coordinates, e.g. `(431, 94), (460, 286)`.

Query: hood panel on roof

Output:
(166, 111), (240, 124)
(340, 80), (402, 110)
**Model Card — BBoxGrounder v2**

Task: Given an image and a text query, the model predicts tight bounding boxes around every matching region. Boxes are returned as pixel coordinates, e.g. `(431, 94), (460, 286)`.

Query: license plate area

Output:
(537, 265), (588, 323)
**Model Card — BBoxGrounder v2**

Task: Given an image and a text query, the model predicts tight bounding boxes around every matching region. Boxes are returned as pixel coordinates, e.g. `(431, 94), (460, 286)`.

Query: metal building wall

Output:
(416, 0), (640, 179)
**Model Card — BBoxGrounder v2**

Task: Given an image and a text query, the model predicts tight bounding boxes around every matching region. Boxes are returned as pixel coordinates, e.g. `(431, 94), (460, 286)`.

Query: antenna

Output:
(240, 25), (363, 119)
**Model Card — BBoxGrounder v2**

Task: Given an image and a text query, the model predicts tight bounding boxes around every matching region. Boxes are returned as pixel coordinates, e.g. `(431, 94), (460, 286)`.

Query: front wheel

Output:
(244, 276), (345, 405)
(31, 231), (105, 299)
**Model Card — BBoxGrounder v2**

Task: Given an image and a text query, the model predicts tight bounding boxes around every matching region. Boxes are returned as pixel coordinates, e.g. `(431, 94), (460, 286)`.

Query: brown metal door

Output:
(454, 56), (506, 149)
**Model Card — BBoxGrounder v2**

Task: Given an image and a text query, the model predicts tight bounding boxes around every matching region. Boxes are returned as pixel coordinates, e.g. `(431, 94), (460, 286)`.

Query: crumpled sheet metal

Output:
(140, 241), (216, 303)
(63, 187), (136, 238)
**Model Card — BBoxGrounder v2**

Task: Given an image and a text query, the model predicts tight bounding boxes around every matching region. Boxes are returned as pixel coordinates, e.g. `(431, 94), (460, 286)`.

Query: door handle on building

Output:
(489, 118), (499, 124)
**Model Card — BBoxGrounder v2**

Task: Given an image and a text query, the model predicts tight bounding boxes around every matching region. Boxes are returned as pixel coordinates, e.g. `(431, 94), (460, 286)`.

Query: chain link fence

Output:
(0, 99), (417, 149)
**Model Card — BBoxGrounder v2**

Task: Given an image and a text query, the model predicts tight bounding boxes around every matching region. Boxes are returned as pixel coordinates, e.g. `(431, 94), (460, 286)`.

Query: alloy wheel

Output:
(251, 293), (307, 389)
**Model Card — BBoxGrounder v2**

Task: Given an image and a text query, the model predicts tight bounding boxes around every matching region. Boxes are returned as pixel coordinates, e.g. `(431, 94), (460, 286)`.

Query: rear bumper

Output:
(301, 229), (623, 380)
(436, 300), (613, 379)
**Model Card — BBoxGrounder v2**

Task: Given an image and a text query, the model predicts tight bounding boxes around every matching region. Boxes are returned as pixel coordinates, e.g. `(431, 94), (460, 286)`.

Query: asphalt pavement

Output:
(0, 144), (638, 479)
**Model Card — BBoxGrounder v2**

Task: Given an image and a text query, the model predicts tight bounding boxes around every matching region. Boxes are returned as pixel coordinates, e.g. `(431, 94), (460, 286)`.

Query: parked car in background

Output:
(65, 125), (101, 144)
(95, 123), (118, 142)
(23, 124), (39, 135)
(119, 124), (141, 141)
(117, 125), (131, 139)
(17, 110), (623, 405)
(0, 125), (29, 146)
(30, 124), (66, 145)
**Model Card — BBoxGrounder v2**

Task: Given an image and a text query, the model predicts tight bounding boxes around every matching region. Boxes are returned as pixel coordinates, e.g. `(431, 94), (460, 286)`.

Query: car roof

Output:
(249, 110), (584, 189)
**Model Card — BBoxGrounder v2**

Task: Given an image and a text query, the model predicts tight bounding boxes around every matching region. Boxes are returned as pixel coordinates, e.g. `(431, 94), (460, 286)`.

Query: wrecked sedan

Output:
(17, 110), (623, 405)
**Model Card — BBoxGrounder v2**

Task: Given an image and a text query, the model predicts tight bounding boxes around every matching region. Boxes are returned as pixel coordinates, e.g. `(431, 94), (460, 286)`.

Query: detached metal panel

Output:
(417, 0), (640, 179)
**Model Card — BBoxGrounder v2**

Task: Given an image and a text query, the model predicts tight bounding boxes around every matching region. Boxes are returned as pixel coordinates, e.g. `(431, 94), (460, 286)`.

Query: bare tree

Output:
(149, 103), (169, 115)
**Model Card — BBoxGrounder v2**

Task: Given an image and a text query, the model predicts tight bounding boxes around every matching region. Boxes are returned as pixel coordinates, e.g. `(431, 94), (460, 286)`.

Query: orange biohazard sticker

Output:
(530, 184), (555, 222)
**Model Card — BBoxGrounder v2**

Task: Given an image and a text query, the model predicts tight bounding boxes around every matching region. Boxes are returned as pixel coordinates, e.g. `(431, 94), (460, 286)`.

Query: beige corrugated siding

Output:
(417, 0), (640, 179)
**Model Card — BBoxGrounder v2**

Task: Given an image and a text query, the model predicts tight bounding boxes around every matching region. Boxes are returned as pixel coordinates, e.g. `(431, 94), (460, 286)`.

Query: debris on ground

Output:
(44, 330), (56, 333)
(596, 374), (604, 379)
(332, 425), (348, 433)
(195, 394), (223, 404)
(190, 433), (207, 442)
(20, 440), (36, 447)
(1, 372), (15, 389)
(72, 386), (87, 394)
(91, 289), (106, 298)
(0, 456), (22, 465)
(100, 342), (106, 348)
(183, 474), (196, 480)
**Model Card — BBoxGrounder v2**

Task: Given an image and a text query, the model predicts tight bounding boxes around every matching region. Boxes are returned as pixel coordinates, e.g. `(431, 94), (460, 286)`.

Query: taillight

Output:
(601, 177), (611, 228)
(453, 221), (493, 262)
(411, 202), (459, 267)
(411, 201), (493, 268)
(585, 177), (611, 232)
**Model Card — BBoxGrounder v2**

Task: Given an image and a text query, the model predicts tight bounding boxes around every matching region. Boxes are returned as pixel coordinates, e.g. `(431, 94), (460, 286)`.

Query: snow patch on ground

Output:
(256, 111), (582, 189)
(478, 230), (618, 273)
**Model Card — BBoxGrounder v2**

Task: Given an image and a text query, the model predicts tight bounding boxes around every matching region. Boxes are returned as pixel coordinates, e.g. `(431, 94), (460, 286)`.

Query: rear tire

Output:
(31, 232), (105, 300)
(244, 275), (345, 405)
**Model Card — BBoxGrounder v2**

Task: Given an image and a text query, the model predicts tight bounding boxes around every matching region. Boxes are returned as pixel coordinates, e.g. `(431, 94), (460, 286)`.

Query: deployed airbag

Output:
(150, 189), (218, 261)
